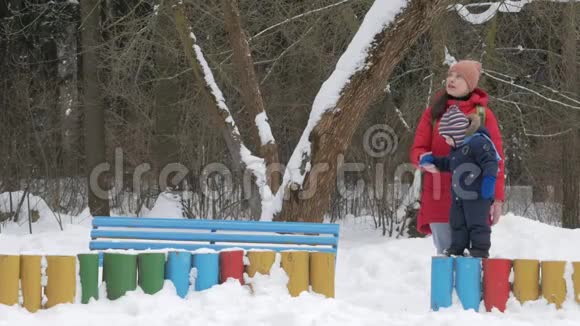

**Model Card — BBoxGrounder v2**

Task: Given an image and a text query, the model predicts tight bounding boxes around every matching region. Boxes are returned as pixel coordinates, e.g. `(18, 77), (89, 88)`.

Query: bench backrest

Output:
(90, 216), (340, 254)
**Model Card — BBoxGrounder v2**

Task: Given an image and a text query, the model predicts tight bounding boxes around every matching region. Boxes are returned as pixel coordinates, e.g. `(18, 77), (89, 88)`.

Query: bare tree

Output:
(560, 2), (579, 228)
(80, 0), (110, 216)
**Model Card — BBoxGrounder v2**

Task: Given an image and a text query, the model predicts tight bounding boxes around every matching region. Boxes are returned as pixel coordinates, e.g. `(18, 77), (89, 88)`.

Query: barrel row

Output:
(0, 251), (335, 313)
(431, 257), (580, 312)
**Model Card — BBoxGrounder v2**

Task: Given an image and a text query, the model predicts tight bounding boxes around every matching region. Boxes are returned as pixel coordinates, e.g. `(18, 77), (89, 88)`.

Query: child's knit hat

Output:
(439, 106), (470, 147)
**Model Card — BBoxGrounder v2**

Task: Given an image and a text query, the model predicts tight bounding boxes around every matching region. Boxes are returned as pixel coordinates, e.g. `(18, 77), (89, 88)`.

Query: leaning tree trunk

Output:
(172, 1), (270, 212)
(560, 3), (579, 229)
(222, 0), (281, 218)
(80, 0), (110, 216)
(277, 0), (453, 222)
(221, 0), (281, 189)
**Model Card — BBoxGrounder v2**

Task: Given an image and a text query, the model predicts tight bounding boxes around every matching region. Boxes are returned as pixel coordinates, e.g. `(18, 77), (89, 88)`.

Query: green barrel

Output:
(138, 253), (165, 295)
(78, 254), (99, 304)
(103, 253), (137, 300)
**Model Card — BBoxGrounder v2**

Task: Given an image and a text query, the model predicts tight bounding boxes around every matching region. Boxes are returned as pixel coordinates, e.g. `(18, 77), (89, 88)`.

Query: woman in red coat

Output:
(410, 60), (505, 255)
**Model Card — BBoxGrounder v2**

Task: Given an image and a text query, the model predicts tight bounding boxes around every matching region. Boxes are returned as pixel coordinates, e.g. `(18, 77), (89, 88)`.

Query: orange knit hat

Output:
(449, 60), (482, 92)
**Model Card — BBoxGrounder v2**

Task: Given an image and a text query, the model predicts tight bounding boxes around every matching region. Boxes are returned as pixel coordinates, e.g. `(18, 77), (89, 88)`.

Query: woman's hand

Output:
(419, 152), (439, 173)
(490, 200), (503, 225)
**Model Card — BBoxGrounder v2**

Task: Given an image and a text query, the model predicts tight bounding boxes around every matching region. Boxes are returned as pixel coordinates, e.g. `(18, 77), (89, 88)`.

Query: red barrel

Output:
(483, 258), (512, 312)
(219, 250), (244, 284)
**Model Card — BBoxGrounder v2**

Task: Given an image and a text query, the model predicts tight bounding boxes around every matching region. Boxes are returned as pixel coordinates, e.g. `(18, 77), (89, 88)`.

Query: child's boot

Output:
(468, 248), (489, 258)
(443, 248), (465, 257)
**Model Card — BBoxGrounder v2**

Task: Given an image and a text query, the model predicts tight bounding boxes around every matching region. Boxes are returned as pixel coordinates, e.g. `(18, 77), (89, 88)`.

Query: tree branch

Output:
(484, 70), (580, 110)
(221, 0), (281, 194)
(250, 0), (354, 40)
(172, 0), (271, 199)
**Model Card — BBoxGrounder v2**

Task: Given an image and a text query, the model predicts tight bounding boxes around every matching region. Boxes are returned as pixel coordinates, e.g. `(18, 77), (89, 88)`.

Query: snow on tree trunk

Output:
(274, 0), (454, 222)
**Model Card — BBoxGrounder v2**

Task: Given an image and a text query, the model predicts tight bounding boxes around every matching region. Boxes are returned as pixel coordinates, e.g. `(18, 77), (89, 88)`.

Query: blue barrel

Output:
(165, 251), (192, 298)
(455, 256), (482, 311)
(193, 253), (219, 291)
(431, 256), (454, 311)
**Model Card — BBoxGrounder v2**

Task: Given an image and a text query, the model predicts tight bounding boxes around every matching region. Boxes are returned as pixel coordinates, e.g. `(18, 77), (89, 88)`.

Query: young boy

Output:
(419, 106), (500, 258)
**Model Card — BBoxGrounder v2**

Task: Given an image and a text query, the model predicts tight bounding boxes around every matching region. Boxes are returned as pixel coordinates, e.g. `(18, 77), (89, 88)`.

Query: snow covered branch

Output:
(276, 0), (410, 202)
(222, 0), (280, 195)
(273, 0), (455, 221)
(172, 1), (272, 203)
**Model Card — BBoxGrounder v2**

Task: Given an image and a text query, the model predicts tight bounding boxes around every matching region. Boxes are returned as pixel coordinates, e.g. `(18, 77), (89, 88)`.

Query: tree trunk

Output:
(560, 3), (579, 229)
(430, 7), (450, 92)
(278, 0), (453, 222)
(58, 22), (80, 175)
(221, 0), (280, 219)
(172, 0), (270, 222)
(221, 0), (281, 195)
(152, 4), (180, 191)
(80, 0), (110, 216)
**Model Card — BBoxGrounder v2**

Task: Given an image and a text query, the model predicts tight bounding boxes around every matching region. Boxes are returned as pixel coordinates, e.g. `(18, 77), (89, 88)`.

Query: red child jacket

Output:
(409, 88), (505, 235)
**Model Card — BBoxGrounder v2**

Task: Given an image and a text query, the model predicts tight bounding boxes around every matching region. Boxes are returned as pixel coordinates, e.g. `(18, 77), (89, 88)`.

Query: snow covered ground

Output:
(1, 212), (580, 325)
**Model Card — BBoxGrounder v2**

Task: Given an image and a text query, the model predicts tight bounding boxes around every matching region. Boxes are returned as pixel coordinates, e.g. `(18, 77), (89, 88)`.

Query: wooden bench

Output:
(90, 216), (340, 263)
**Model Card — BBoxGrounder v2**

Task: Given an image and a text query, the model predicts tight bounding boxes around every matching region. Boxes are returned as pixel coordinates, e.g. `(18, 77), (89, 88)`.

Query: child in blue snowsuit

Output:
(419, 106), (500, 258)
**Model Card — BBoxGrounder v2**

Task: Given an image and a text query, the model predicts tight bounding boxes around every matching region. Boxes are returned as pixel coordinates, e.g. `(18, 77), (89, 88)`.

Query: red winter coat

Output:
(409, 88), (505, 235)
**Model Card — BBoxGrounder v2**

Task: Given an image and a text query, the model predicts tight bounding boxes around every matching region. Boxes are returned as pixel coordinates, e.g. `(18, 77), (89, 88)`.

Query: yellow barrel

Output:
(20, 255), (42, 312)
(309, 252), (335, 298)
(572, 262), (580, 304)
(0, 255), (20, 306)
(541, 260), (567, 309)
(513, 259), (540, 303)
(281, 251), (309, 297)
(45, 256), (77, 308)
(246, 251), (276, 277)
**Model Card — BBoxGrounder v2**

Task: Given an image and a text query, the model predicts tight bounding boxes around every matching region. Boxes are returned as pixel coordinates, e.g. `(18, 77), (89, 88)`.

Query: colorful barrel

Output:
(573, 262), (580, 304)
(138, 253), (165, 295)
(309, 252), (335, 298)
(219, 250), (244, 284)
(246, 251), (276, 277)
(193, 253), (219, 291)
(20, 255), (42, 312)
(103, 253), (137, 300)
(281, 251), (309, 297)
(166, 251), (192, 298)
(541, 260), (567, 309)
(45, 256), (76, 308)
(0, 255), (20, 306)
(513, 259), (540, 303)
(455, 257), (482, 311)
(430, 256), (454, 311)
(78, 253), (99, 303)
(483, 258), (511, 312)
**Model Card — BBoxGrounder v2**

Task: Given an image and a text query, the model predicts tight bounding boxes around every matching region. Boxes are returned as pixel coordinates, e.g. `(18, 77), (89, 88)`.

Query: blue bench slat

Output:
(90, 241), (337, 254)
(91, 229), (338, 246)
(92, 216), (339, 235)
